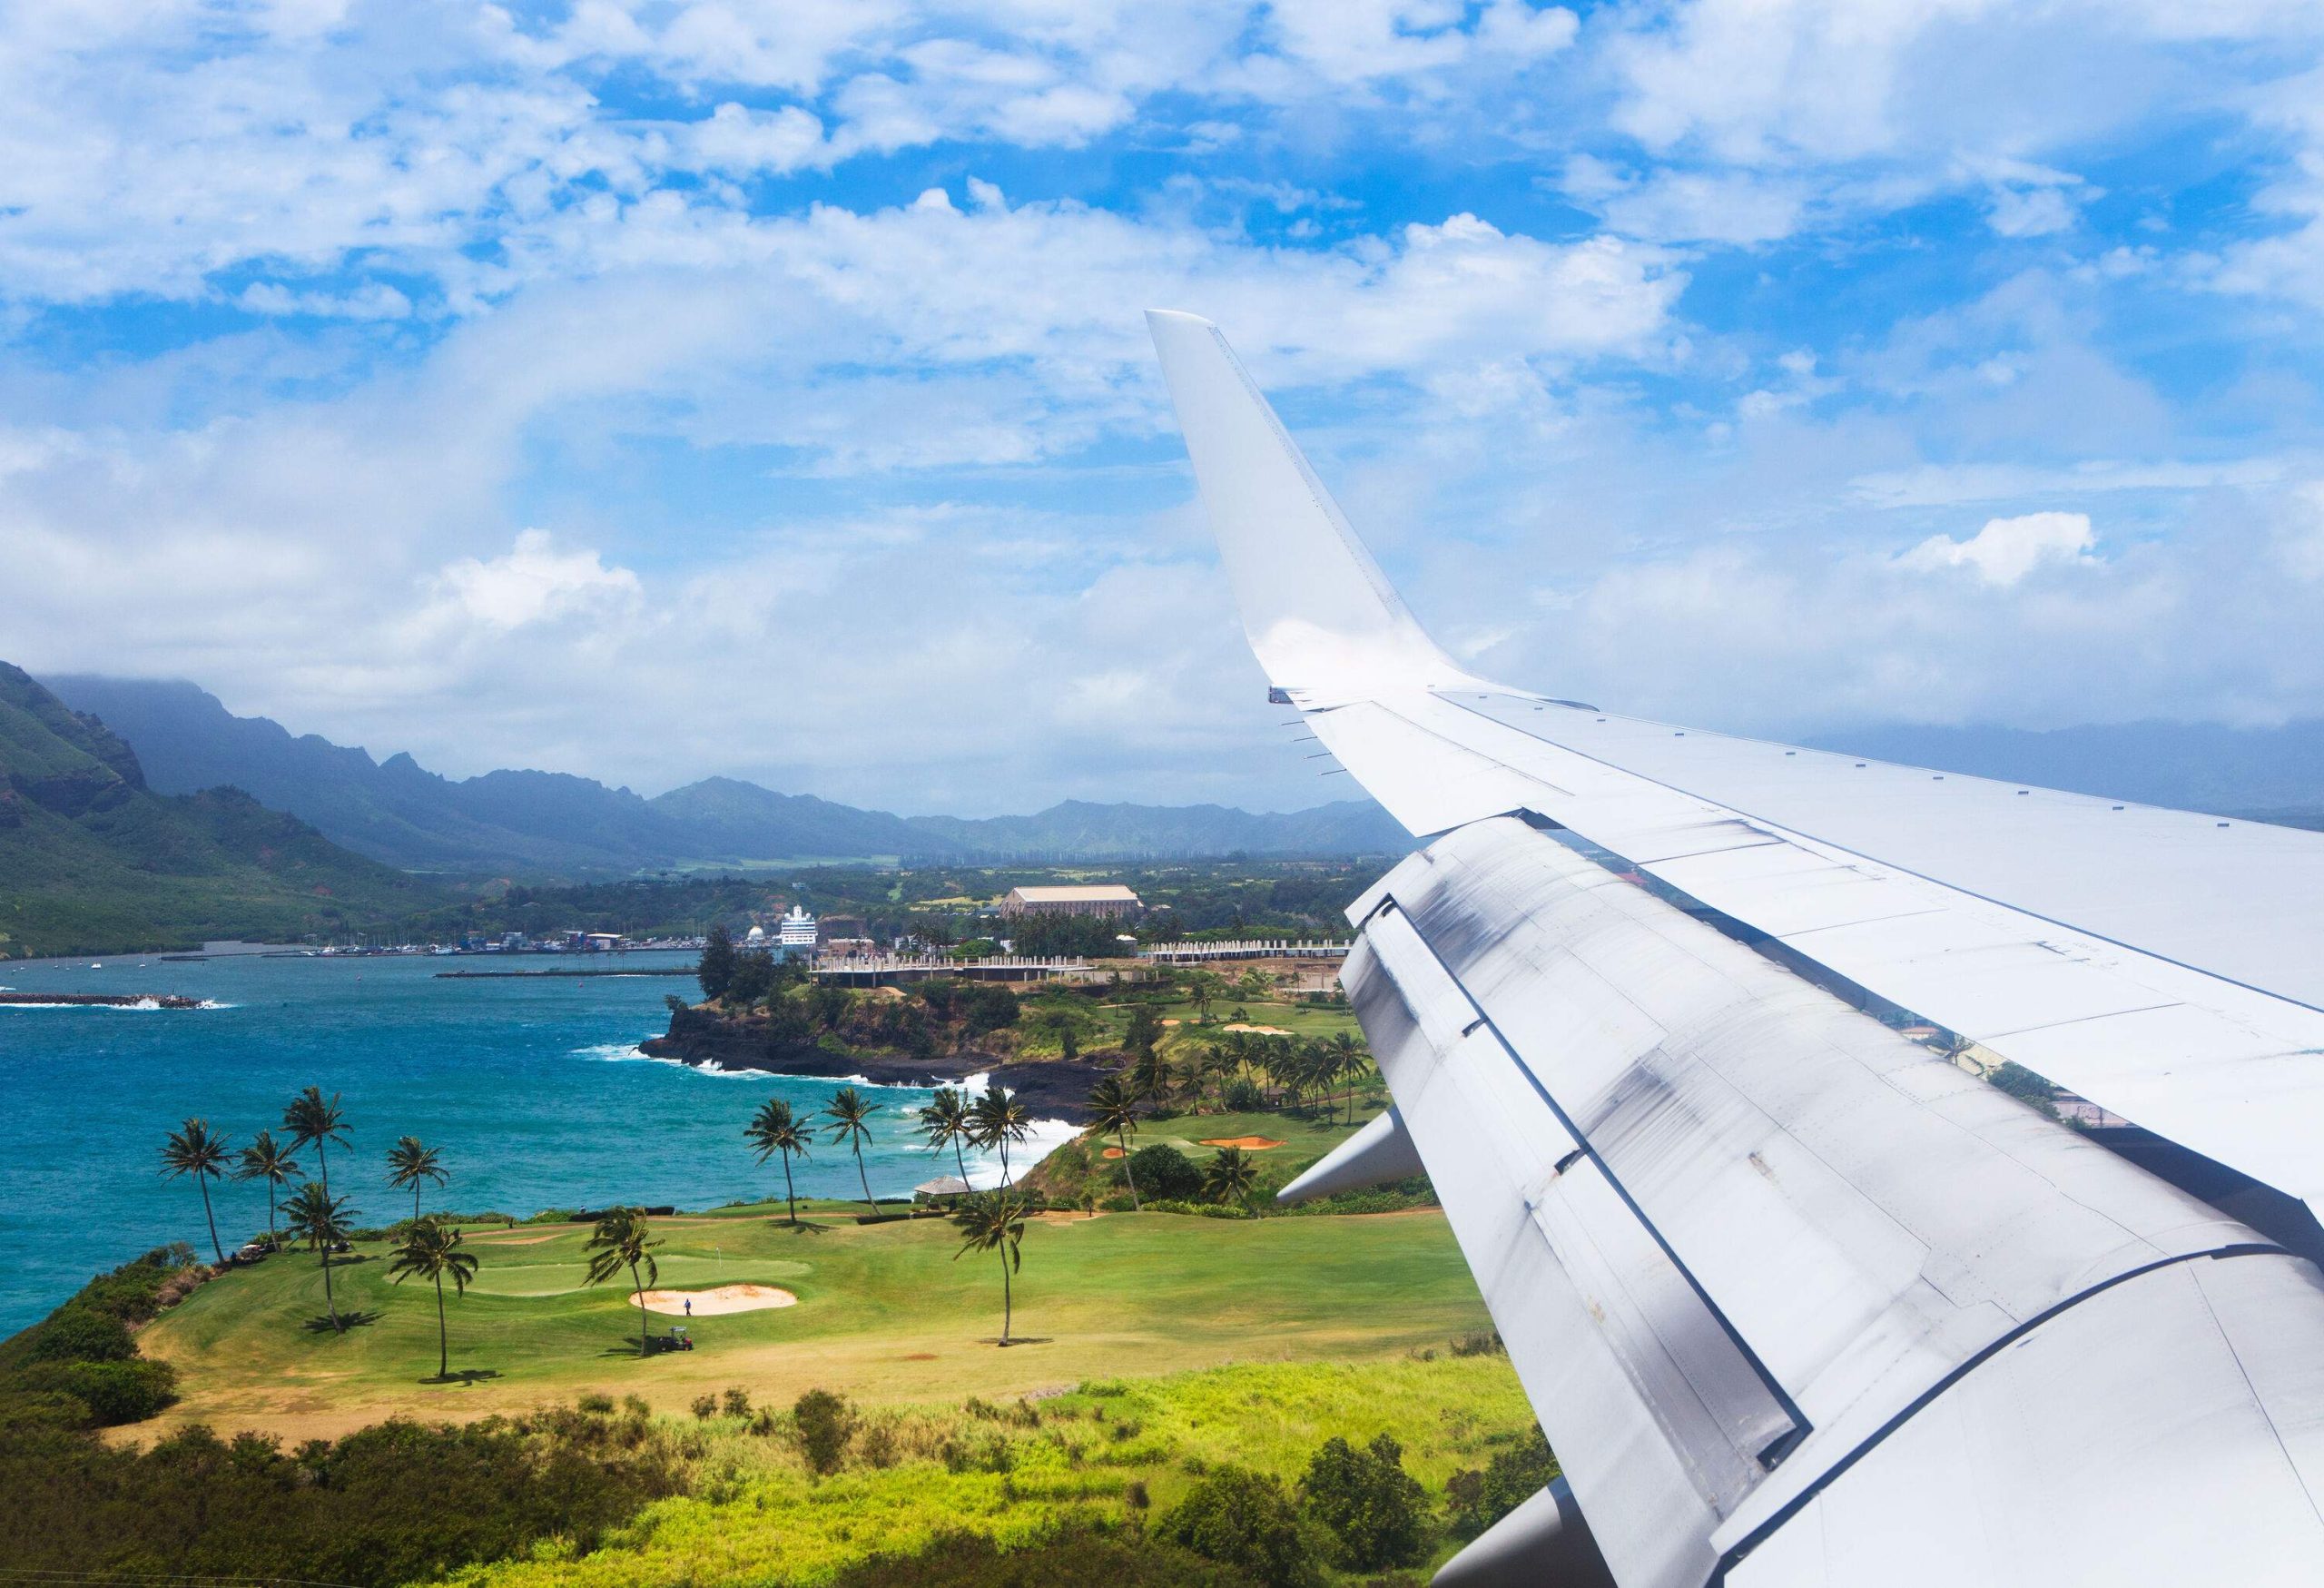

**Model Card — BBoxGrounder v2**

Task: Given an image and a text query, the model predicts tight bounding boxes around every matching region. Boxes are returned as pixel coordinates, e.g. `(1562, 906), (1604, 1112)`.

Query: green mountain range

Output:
(0, 666), (442, 959)
(43, 676), (1411, 873)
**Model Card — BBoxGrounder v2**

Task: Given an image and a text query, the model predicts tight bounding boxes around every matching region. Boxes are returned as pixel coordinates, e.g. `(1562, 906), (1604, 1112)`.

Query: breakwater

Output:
(0, 991), (202, 1009)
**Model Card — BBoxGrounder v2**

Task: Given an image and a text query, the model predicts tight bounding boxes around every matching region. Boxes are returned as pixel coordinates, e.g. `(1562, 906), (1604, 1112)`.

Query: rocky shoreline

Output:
(641, 1007), (1115, 1123)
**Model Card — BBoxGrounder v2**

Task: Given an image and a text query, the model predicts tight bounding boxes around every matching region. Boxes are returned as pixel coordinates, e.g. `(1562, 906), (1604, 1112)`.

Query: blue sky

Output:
(6, 0), (2324, 814)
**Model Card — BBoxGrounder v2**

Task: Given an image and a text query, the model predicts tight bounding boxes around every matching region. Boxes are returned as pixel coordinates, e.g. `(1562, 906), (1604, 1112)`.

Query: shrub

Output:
(1, 1411), (682, 1588)
(1155, 1465), (1323, 1588)
(1297, 1434), (1430, 1571)
(1222, 1077), (1266, 1111)
(23, 1307), (135, 1365)
(828, 1524), (1243, 1586)
(794, 1388), (857, 1475)
(722, 1386), (751, 1419)
(859, 1417), (900, 1469)
(1128, 1143), (1204, 1200)
(691, 1394), (718, 1420)
(1446, 1428), (1558, 1540)
(17, 1358), (179, 1426)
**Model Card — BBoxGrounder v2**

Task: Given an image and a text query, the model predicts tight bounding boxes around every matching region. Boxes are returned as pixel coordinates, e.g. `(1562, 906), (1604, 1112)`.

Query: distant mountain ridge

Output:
(43, 676), (1413, 874)
(1801, 720), (2324, 821)
(0, 665), (439, 957)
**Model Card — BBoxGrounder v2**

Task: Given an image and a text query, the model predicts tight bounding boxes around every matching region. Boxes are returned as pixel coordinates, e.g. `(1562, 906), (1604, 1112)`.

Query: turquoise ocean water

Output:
(0, 952), (1067, 1333)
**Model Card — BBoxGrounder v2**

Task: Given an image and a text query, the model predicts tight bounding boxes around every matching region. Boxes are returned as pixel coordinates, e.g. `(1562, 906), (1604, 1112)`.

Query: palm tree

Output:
(1086, 1075), (1142, 1210)
(969, 1084), (1029, 1188)
(159, 1119), (233, 1265)
(1187, 970), (1224, 1025)
(385, 1135), (448, 1222)
(951, 1191), (1029, 1346)
(1199, 1044), (1237, 1112)
(388, 1218), (478, 1380)
(744, 1098), (814, 1225)
(283, 1180), (355, 1332)
(583, 1207), (662, 1358)
(235, 1130), (300, 1249)
(918, 1088), (973, 1184)
(1130, 1046), (1171, 1110)
(283, 1086), (350, 1199)
(1328, 1032), (1361, 1125)
(1205, 1145), (1259, 1206)
(822, 1087), (884, 1217)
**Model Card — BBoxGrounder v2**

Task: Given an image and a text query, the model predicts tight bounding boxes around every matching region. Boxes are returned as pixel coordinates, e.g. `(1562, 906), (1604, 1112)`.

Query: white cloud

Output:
(238, 281), (415, 321)
(684, 103), (831, 175)
(1899, 509), (2096, 584)
(426, 530), (643, 632)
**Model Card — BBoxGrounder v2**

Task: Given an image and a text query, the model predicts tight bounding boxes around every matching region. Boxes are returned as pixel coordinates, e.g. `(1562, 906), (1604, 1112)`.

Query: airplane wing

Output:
(1147, 310), (2324, 1588)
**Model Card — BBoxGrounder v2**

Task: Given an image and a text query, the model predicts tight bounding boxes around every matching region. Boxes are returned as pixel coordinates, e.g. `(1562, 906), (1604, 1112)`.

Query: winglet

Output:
(1146, 311), (1471, 695)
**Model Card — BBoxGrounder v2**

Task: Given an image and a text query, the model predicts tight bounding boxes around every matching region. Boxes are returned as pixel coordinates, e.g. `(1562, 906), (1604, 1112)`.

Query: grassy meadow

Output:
(139, 1182), (1487, 1443)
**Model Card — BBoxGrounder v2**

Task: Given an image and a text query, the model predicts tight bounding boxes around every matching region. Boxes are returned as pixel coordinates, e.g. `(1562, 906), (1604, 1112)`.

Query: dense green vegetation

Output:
(0, 662), (444, 957)
(0, 1247), (195, 1431)
(389, 859), (1375, 950)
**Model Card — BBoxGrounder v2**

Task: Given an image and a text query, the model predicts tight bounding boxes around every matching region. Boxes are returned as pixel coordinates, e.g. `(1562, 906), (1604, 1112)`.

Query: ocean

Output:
(0, 951), (1074, 1333)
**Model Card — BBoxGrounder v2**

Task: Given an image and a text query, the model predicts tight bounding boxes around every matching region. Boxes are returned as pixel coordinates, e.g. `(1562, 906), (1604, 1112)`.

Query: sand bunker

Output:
(469, 1231), (566, 1246)
(1219, 1022), (1293, 1036)
(636, 1283), (797, 1316)
(1199, 1136), (1286, 1150)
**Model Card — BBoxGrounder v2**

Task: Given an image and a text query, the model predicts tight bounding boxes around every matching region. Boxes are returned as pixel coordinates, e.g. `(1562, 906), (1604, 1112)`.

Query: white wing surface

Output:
(1147, 310), (2324, 1588)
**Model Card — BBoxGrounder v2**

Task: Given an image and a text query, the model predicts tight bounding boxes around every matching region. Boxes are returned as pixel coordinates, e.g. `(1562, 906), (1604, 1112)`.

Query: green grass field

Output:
(140, 1184), (1488, 1444)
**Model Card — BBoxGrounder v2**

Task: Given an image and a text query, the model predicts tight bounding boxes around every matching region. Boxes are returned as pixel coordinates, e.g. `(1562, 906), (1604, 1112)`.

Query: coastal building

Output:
(776, 906), (819, 954)
(818, 914), (874, 955)
(1000, 883), (1142, 920)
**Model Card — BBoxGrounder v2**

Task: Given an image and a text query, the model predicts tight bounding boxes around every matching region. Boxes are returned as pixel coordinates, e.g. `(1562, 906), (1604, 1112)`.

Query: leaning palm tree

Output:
(918, 1087), (974, 1184)
(283, 1180), (355, 1332)
(822, 1087), (884, 1217)
(283, 1086), (350, 1199)
(744, 1098), (814, 1225)
(1204, 1145), (1259, 1206)
(1086, 1075), (1142, 1210)
(951, 1190), (1029, 1346)
(159, 1118), (233, 1265)
(234, 1129), (300, 1249)
(385, 1135), (448, 1222)
(583, 1207), (662, 1358)
(388, 1217), (479, 1380)
(969, 1084), (1029, 1188)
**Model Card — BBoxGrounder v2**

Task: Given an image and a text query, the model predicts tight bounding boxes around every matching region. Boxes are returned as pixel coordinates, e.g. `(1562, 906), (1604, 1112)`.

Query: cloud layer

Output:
(4, 1), (2324, 811)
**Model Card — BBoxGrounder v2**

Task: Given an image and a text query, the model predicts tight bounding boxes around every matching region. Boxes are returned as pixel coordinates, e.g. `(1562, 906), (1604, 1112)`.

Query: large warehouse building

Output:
(998, 883), (1142, 919)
